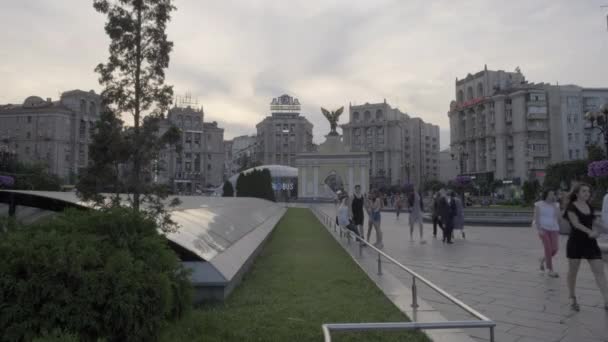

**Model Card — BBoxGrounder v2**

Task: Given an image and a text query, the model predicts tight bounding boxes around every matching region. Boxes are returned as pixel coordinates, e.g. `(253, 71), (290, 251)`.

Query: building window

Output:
(89, 102), (97, 115)
(207, 164), (211, 171)
(207, 153), (211, 160)
(79, 120), (86, 139)
(376, 110), (383, 120)
(575, 133), (579, 143)
(27, 116), (32, 124)
(80, 99), (86, 114)
(353, 112), (360, 122)
(569, 150), (573, 159)
(185, 153), (192, 159)
(467, 86), (473, 100)
(185, 162), (191, 171)
(576, 149), (580, 159)
(568, 133), (572, 142)
(26, 132), (31, 139)
(477, 83), (483, 97)
(364, 111), (371, 122)
(25, 146), (30, 155)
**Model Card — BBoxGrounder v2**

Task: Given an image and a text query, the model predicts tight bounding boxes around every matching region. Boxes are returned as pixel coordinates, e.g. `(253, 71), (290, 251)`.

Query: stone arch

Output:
(467, 86), (474, 100)
(477, 83), (484, 97)
(364, 110), (371, 122)
(324, 170), (344, 194)
(457, 90), (464, 103)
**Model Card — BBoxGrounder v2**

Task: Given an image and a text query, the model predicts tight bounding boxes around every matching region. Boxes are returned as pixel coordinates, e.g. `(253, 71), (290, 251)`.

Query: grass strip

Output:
(161, 208), (430, 342)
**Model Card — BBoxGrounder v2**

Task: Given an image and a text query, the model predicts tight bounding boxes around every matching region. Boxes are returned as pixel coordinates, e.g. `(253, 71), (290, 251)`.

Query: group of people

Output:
(335, 186), (466, 248)
(336, 182), (608, 311)
(336, 185), (384, 249)
(532, 183), (608, 311)
(430, 190), (465, 244)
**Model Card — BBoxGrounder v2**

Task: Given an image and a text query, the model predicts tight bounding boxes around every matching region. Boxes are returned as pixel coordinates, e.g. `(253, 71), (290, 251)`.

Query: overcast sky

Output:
(1, 0), (608, 148)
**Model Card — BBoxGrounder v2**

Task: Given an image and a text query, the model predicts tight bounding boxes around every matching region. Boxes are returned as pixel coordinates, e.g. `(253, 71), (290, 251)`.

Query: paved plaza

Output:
(318, 205), (608, 342)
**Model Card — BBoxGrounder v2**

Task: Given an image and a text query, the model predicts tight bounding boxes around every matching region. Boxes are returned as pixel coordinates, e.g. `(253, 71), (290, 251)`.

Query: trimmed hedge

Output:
(0, 208), (192, 342)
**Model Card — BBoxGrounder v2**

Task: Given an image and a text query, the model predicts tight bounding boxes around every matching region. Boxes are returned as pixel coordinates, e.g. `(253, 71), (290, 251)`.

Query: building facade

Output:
(230, 135), (257, 174)
(0, 90), (101, 182)
(256, 94), (313, 167)
(157, 105), (224, 194)
(448, 66), (608, 183)
(223, 139), (233, 181)
(341, 100), (440, 188)
(438, 148), (459, 183)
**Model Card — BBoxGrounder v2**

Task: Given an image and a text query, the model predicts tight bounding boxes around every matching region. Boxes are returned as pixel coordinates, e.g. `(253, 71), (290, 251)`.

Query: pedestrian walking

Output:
(350, 185), (366, 246)
(533, 189), (560, 278)
(452, 191), (465, 239)
(438, 189), (456, 244)
(408, 188), (425, 243)
(365, 193), (374, 242)
(563, 183), (608, 311)
(395, 192), (402, 220)
(431, 192), (444, 238)
(369, 190), (384, 249)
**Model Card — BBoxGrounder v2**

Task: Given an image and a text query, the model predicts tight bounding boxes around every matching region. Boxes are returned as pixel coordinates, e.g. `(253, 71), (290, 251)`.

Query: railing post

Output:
(377, 252), (382, 275)
(347, 231), (351, 245)
(359, 240), (363, 257)
(490, 326), (495, 342)
(412, 276), (419, 309)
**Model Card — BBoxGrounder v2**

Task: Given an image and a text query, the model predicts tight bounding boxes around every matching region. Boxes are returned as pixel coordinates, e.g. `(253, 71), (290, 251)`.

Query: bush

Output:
(222, 181), (234, 197)
(0, 208), (192, 342)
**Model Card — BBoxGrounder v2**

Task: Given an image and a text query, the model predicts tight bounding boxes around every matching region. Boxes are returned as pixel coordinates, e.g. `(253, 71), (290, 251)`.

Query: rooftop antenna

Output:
(175, 91), (199, 108)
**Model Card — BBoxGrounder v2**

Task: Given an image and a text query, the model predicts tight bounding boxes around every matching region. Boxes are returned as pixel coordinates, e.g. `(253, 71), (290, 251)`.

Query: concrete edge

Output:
(311, 207), (479, 342)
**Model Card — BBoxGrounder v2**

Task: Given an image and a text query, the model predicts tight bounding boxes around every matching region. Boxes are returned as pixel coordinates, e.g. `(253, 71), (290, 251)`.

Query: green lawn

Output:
(160, 208), (429, 342)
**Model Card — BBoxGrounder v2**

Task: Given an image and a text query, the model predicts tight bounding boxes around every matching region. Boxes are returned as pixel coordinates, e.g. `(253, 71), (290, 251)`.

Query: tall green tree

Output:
(587, 144), (606, 162)
(90, 0), (177, 211)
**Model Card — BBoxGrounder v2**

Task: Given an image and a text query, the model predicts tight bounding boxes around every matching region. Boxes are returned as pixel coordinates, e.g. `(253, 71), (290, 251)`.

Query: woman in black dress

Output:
(350, 185), (365, 245)
(564, 183), (608, 311)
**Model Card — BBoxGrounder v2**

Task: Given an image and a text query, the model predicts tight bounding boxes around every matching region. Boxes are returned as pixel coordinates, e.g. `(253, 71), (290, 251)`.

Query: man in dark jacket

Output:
(431, 193), (444, 238)
(437, 189), (456, 244)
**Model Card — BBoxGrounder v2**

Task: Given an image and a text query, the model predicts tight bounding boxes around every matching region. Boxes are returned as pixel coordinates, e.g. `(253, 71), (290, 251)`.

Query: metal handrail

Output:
(310, 206), (495, 342)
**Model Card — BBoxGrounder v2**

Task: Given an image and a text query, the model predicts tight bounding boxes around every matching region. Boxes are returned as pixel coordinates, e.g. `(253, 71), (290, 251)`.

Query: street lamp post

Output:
(585, 103), (608, 153)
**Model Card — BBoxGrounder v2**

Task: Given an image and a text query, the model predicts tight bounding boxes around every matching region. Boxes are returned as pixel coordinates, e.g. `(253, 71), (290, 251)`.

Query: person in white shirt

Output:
(601, 190), (608, 230)
(533, 189), (561, 278)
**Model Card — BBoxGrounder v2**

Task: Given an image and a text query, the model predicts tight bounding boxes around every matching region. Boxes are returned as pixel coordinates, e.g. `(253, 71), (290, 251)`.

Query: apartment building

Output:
(0, 90), (101, 182)
(256, 94), (313, 167)
(341, 99), (440, 188)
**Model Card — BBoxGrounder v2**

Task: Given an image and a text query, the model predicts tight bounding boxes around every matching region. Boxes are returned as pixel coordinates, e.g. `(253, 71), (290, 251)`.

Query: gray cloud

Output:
(2, 0), (608, 147)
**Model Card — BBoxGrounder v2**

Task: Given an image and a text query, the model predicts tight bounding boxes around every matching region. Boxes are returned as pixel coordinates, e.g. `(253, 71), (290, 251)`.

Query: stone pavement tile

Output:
(507, 309), (563, 324)
(508, 325), (565, 341)
(469, 329), (521, 342)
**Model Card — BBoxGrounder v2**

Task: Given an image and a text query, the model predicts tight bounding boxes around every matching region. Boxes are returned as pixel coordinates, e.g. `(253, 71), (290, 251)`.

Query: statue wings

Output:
(321, 106), (344, 122)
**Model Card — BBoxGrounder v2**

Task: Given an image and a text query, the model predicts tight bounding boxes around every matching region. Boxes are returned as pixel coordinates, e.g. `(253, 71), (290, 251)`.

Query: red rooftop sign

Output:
(456, 97), (485, 110)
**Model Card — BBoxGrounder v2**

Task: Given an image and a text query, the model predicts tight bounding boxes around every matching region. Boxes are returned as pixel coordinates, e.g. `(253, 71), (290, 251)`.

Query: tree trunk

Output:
(133, 5), (143, 211)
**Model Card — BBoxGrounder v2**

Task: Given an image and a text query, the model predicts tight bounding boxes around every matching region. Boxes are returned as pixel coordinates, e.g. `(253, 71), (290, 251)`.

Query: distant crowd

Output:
(334, 186), (465, 250)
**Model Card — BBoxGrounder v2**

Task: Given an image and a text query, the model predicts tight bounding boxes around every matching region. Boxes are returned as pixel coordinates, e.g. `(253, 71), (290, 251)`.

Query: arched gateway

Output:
(296, 107), (370, 199)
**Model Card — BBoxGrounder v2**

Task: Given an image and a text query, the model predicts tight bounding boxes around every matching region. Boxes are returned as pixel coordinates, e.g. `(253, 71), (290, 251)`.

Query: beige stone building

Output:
(156, 105), (224, 193)
(340, 100), (439, 189)
(0, 90), (101, 182)
(449, 66), (608, 184)
(256, 94), (313, 167)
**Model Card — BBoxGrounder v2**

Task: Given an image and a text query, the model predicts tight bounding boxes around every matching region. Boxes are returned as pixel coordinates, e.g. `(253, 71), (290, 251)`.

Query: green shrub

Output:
(0, 208), (192, 342)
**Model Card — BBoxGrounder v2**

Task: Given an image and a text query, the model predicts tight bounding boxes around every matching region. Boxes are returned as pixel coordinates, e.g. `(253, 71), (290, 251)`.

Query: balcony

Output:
(528, 125), (548, 131)
(527, 112), (547, 120)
